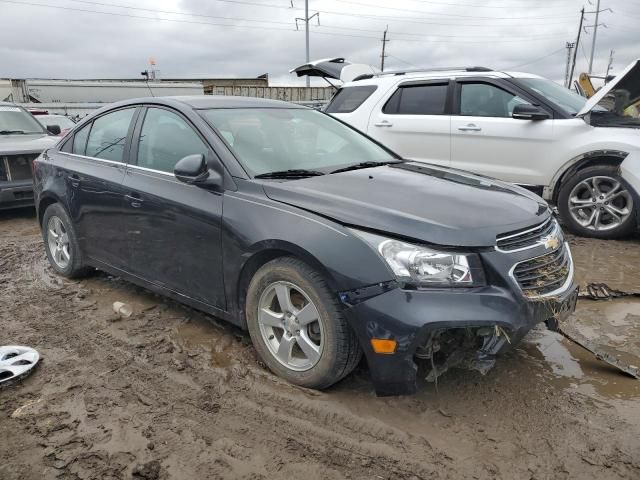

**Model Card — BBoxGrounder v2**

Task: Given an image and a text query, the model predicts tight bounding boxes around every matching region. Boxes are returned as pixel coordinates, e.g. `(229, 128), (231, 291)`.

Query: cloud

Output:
(0, 0), (637, 85)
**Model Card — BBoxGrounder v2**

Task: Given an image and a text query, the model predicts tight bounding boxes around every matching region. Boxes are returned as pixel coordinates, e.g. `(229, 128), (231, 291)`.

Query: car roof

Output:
(113, 95), (306, 110)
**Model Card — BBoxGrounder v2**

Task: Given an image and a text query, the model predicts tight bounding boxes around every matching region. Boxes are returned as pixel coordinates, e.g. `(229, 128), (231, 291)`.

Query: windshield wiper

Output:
(0, 130), (27, 135)
(254, 169), (326, 179)
(330, 160), (403, 174)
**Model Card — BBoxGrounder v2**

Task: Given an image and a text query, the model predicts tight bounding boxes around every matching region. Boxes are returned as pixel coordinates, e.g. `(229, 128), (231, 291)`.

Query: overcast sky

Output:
(0, 0), (638, 85)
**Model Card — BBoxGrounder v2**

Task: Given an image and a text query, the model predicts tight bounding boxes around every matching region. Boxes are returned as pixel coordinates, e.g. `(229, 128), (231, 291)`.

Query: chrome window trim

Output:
(495, 217), (557, 253)
(64, 152), (175, 177)
(508, 242), (574, 300)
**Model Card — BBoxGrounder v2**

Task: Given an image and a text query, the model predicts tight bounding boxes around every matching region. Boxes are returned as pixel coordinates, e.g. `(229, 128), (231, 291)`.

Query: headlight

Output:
(352, 229), (485, 288)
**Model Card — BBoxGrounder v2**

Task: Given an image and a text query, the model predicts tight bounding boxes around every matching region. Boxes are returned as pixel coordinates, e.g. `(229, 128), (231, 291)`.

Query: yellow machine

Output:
(578, 72), (596, 98)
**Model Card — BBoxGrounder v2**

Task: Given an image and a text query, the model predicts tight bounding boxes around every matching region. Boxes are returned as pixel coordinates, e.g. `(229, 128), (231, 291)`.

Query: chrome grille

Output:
(512, 244), (572, 298)
(496, 217), (556, 252)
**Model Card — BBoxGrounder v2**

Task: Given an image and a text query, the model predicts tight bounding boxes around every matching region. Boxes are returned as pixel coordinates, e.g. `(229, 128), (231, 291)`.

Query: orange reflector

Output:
(370, 338), (397, 354)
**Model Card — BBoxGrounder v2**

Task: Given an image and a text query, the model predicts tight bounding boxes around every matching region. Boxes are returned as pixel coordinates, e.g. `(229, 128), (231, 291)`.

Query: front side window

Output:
(137, 108), (208, 173)
(0, 106), (47, 134)
(325, 86), (377, 113)
(383, 84), (448, 115)
(460, 83), (529, 118)
(85, 108), (135, 162)
(516, 77), (587, 116)
(72, 123), (91, 155)
(201, 108), (394, 176)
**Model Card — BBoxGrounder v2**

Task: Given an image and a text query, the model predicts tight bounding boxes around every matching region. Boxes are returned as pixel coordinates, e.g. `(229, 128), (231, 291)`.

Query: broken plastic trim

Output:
(414, 327), (510, 382)
(338, 280), (398, 306)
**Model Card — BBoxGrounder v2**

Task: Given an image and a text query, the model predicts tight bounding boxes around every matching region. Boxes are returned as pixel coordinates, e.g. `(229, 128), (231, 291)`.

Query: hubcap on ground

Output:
(47, 216), (71, 269)
(257, 281), (324, 371)
(568, 176), (633, 231)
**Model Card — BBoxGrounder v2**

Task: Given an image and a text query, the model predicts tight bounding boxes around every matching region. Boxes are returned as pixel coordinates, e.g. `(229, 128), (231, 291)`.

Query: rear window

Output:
(325, 86), (377, 113)
(383, 83), (448, 115)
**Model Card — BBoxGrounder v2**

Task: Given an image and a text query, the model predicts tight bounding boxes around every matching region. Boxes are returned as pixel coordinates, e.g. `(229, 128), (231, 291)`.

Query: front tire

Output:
(246, 257), (361, 390)
(42, 203), (89, 278)
(557, 165), (637, 239)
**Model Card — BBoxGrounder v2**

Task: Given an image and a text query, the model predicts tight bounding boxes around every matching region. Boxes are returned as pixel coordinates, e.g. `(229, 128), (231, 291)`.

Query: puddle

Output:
(171, 318), (239, 368)
(521, 327), (640, 402)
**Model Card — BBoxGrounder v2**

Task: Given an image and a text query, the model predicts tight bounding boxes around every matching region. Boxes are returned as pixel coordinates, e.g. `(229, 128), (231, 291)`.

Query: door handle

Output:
(458, 124), (482, 132)
(374, 120), (393, 127)
(69, 174), (80, 187)
(125, 193), (143, 208)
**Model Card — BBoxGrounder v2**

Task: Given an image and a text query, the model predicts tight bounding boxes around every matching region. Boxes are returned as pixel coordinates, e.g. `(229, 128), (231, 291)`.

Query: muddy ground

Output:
(1, 207), (639, 480)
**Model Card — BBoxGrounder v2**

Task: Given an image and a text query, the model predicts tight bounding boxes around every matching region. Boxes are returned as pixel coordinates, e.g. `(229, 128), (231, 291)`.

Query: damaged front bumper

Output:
(341, 281), (578, 396)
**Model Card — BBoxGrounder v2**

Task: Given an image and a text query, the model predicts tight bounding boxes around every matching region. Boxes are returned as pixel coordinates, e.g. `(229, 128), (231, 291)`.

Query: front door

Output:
(450, 80), (554, 186)
(367, 81), (451, 167)
(122, 106), (225, 309)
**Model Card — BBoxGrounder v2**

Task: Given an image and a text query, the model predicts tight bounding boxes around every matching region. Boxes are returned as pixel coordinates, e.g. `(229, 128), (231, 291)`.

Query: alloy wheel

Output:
(568, 176), (633, 232)
(47, 216), (71, 269)
(257, 281), (324, 371)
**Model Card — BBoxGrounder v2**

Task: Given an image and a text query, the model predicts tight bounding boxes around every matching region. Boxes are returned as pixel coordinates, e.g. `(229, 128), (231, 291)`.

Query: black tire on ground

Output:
(246, 257), (362, 390)
(557, 165), (637, 239)
(42, 203), (91, 278)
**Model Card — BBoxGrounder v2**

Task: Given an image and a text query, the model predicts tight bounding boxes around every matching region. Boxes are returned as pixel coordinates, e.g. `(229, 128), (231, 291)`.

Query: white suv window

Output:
(460, 83), (529, 118)
(383, 83), (448, 115)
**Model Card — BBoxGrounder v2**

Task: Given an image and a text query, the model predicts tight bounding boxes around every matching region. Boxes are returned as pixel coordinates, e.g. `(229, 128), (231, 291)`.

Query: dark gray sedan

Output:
(33, 96), (577, 395)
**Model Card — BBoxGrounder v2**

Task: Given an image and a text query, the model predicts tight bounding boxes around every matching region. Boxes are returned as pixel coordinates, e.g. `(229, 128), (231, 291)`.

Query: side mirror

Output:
(46, 124), (61, 135)
(174, 154), (223, 190)
(512, 104), (550, 121)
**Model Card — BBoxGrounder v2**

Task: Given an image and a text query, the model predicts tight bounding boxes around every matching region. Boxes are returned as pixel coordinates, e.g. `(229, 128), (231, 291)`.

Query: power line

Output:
(329, 0), (578, 20)
(502, 47), (566, 70)
(1, 0), (571, 43)
(65, 0), (578, 28)
(404, 0), (580, 8)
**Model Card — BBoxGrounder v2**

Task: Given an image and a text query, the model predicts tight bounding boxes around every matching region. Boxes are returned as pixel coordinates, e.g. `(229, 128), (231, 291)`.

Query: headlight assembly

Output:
(352, 229), (485, 288)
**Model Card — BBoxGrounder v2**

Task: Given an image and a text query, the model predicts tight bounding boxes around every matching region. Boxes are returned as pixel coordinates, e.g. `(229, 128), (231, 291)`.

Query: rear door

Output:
(64, 107), (138, 270)
(122, 106), (225, 309)
(367, 80), (452, 167)
(450, 79), (554, 185)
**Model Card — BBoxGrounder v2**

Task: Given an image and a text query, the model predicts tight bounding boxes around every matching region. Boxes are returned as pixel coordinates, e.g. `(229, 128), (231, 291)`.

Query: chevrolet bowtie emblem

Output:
(543, 235), (560, 251)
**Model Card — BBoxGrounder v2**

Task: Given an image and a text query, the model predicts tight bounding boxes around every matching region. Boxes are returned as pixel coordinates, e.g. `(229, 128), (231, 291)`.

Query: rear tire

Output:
(42, 203), (91, 278)
(246, 257), (361, 389)
(557, 165), (637, 239)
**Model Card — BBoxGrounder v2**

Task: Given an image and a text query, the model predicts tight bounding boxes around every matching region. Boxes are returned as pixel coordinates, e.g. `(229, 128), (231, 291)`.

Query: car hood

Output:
(0, 133), (58, 155)
(578, 59), (640, 117)
(262, 162), (550, 247)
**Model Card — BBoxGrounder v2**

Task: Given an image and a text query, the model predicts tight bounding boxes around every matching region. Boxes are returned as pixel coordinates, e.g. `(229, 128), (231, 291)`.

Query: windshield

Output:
(201, 108), (395, 176)
(0, 106), (47, 133)
(516, 78), (589, 116)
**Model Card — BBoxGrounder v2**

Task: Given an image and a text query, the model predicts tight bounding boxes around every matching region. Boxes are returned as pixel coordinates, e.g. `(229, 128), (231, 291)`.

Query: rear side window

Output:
(85, 108), (136, 162)
(383, 83), (448, 115)
(72, 123), (90, 155)
(325, 86), (377, 113)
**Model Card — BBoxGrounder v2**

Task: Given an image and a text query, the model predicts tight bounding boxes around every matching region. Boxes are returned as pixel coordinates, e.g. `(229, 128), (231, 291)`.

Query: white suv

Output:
(292, 58), (640, 239)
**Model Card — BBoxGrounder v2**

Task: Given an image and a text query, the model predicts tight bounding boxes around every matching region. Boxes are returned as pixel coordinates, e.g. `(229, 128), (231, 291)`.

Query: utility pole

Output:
(588, 0), (600, 74)
(606, 49), (615, 80)
(568, 8), (584, 89)
(564, 42), (575, 88)
(380, 26), (389, 72)
(584, 0), (611, 74)
(295, 0), (319, 87)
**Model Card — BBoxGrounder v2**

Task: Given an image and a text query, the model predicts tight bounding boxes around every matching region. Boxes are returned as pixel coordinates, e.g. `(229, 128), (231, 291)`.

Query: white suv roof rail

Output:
(352, 66), (493, 81)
